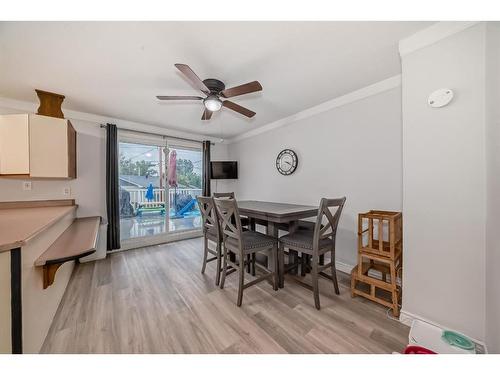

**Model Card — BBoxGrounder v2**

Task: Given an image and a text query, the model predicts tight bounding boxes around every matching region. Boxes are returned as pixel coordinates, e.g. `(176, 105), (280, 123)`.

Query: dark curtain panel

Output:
(106, 123), (121, 250)
(202, 140), (211, 197)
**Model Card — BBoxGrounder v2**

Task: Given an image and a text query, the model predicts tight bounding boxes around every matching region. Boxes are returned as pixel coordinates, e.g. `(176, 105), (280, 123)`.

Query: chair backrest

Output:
(313, 197), (346, 250)
(196, 196), (220, 240)
(213, 192), (236, 199)
(213, 197), (244, 249)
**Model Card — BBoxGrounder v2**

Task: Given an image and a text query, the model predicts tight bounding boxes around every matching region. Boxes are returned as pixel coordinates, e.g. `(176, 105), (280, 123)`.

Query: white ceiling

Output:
(0, 21), (432, 139)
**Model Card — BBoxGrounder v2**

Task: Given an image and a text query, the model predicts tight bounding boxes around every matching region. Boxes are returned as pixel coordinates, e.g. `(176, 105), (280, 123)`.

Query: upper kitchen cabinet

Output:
(0, 90), (77, 179)
(0, 114), (77, 179)
(0, 114), (30, 175)
(29, 114), (76, 178)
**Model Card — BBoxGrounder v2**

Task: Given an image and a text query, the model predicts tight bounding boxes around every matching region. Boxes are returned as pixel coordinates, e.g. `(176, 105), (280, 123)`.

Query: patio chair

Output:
(214, 197), (278, 306)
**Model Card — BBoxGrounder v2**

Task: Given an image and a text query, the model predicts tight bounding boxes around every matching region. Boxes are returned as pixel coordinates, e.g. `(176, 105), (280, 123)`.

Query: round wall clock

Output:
(276, 149), (298, 175)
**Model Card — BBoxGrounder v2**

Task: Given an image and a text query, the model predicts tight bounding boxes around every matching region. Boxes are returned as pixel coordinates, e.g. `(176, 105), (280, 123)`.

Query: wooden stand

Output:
(351, 210), (402, 316)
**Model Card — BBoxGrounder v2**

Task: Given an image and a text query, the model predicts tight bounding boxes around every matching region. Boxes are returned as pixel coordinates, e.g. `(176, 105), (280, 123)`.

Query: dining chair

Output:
(213, 192), (254, 274)
(212, 192), (250, 224)
(214, 197), (278, 306)
(197, 196), (223, 286)
(213, 192), (237, 199)
(293, 220), (326, 274)
(278, 197), (346, 309)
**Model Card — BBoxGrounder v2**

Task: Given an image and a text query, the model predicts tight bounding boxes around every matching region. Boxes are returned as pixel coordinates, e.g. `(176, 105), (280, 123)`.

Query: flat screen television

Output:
(210, 161), (238, 179)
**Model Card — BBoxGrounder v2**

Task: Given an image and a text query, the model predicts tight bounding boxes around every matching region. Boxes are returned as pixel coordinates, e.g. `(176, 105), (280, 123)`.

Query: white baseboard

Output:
(335, 260), (355, 275)
(399, 310), (416, 327)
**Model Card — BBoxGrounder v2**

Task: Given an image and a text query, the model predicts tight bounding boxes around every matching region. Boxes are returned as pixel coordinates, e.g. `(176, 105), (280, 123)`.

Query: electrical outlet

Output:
(63, 187), (71, 196)
(22, 181), (32, 191)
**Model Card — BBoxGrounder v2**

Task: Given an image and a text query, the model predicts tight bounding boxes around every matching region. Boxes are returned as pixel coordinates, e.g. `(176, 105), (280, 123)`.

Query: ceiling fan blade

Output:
(175, 63), (210, 94)
(221, 81), (262, 98)
(201, 109), (213, 120)
(222, 100), (256, 118)
(156, 95), (203, 100)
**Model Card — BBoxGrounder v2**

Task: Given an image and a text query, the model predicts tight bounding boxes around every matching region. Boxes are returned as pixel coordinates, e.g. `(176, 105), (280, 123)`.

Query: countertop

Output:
(0, 205), (77, 252)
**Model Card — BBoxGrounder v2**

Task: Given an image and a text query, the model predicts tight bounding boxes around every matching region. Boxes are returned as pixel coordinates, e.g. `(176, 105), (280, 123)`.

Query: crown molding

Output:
(228, 74), (401, 144)
(399, 21), (480, 57)
(0, 96), (223, 144)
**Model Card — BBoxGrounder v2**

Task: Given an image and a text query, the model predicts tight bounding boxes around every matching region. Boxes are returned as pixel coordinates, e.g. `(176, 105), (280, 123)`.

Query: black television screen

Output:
(210, 161), (238, 179)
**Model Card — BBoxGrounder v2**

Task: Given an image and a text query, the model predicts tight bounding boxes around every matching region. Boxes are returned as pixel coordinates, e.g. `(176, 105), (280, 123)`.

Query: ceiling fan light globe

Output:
(204, 96), (222, 112)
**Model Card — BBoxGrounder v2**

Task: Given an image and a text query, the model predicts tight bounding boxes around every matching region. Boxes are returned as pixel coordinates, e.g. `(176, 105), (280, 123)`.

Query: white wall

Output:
(227, 86), (403, 267)
(401, 24), (487, 342)
(485, 22), (500, 353)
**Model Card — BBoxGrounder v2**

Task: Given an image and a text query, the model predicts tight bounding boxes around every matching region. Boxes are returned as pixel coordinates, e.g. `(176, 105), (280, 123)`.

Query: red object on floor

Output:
(403, 345), (437, 354)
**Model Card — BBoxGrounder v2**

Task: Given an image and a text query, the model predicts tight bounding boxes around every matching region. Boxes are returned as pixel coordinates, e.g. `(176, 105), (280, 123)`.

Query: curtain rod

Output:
(99, 124), (216, 145)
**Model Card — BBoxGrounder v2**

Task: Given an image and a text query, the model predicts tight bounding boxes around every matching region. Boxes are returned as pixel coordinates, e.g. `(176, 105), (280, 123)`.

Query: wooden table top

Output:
(237, 200), (318, 223)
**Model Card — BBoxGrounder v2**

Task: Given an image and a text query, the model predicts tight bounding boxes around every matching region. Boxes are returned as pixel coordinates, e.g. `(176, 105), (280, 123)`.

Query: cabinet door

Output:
(29, 114), (69, 178)
(0, 114), (30, 175)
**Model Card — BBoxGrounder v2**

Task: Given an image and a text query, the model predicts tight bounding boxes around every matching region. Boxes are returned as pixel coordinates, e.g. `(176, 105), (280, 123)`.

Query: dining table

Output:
(237, 200), (319, 287)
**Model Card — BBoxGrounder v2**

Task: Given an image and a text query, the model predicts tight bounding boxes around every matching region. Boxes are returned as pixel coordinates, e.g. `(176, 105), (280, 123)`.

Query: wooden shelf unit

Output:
(351, 210), (402, 316)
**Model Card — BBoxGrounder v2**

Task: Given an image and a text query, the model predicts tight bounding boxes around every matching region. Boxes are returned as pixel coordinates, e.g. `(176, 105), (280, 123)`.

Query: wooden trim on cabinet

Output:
(67, 120), (77, 179)
(0, 199), (75, 209)
(0, 174), (30, 179)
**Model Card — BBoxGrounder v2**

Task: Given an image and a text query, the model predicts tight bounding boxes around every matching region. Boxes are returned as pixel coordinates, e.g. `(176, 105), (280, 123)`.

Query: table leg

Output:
(266, 222), (279, 288)
(288, 220), (299, 233)
(250, 218), (256, 231)
(288, 220), (299, 276)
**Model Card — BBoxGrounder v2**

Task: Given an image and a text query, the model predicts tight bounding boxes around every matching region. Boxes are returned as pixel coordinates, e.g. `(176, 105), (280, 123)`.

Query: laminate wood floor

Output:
(41, 237), (409, 354)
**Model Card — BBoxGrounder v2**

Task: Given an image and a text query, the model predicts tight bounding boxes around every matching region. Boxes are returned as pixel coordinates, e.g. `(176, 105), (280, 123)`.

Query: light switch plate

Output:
(22, 181), (32, 191)
(63, 187), (71, 196)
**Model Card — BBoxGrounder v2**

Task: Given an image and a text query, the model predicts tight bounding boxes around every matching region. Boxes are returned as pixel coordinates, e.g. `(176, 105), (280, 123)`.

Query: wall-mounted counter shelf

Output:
(35, 216), (101, 289)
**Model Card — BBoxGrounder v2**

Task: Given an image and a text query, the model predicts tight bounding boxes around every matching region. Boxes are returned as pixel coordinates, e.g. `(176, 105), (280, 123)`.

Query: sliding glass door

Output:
(166, 141), (203, 233)
(118, 140), (168, 242)
(117, 133), (203, 248)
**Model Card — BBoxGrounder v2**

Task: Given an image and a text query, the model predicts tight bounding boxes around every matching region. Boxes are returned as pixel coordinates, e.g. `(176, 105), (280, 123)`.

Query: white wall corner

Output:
(399, 21), (480, 57)
(399, 310), (415, 327)
(228, 74), (401, 144)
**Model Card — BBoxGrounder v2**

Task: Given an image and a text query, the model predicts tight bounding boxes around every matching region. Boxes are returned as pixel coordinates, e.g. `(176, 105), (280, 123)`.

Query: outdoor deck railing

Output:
(123, 187), (202, 207)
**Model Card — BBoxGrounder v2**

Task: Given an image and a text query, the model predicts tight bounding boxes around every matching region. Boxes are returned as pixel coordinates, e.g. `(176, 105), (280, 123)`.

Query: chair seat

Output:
(226, 231), (277, 253)
(279, 229), (332, 251)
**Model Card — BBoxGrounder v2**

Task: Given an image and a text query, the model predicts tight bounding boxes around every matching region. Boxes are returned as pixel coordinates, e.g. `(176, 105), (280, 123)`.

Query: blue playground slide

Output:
(177, 198), (197, 216)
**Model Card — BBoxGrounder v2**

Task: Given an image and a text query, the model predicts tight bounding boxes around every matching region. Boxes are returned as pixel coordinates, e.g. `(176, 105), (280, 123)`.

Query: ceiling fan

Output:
(156, 64), (263, 120)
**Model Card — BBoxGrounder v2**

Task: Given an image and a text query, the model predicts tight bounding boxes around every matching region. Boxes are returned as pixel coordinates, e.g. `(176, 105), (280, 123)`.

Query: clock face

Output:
(276, 149), (298, 175)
